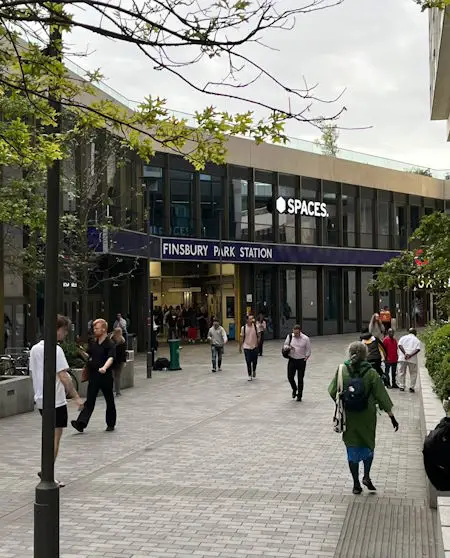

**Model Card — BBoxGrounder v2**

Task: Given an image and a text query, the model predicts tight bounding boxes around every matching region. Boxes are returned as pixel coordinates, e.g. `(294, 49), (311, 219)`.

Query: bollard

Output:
(168, 339), (182, 371)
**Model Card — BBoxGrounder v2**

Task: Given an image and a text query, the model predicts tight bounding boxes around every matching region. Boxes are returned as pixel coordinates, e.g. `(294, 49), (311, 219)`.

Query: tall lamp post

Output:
(34, 27), (62, 558)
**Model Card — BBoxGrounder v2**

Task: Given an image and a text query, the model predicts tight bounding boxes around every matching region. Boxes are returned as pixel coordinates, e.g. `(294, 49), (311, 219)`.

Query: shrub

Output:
(424, 323), (450, 400)
(60, 341), (86, 369)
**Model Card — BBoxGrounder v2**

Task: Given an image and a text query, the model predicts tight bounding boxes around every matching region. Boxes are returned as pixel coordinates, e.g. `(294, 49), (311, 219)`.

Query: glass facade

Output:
(170, 169), (194, 237)
(254, 180), (273, 242)
(324, 268), (339, 334)
(200, 174), (224, 239)
(230, 178), (248, 240)
(143, 165), (165, 235)
(280, 268), (297, 338)
(301, 177), (320, 245)
(302, 268), (318, 336)
(343, 269), (357, 333)
(279, 177), (296, 243)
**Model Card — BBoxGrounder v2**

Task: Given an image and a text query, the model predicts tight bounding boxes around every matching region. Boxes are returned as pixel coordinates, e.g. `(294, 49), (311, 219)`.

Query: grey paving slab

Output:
(0, 334), (437, 557)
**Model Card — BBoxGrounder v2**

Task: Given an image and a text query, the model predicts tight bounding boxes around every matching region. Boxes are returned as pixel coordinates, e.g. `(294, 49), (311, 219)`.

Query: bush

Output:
(60, 341), (86, 369)
(424, 323), (450, 400)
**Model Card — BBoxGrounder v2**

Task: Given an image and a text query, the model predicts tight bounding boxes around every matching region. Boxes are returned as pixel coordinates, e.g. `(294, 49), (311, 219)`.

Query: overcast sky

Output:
(66, 0), (450, 171)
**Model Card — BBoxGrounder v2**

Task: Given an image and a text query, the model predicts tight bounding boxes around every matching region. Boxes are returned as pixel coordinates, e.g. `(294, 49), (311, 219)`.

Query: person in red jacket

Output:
(383, 328), (399, 389)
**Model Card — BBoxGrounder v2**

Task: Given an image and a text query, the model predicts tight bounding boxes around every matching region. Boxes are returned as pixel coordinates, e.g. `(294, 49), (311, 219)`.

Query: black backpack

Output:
(423, 417), (450, 491)
(153, 357), (170, 371)
(341, 367), (369, 412)
(282, 334), (293, 359)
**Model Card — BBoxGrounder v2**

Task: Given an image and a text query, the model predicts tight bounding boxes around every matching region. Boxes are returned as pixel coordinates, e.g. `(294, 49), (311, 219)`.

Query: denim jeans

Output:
(244, 348), (258, 376)
(211, 345), (223, 370)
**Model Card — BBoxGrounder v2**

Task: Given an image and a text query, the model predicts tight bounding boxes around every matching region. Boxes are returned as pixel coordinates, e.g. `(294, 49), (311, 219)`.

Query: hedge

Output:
(422, 322), (450, 400)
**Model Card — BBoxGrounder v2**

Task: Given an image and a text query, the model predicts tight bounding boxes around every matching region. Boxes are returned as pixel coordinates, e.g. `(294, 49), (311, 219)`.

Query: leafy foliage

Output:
(410, 167), (433, 177)
(314, 123), (339, 157)
(369, 212), (450, 314)
(422, 323), (450, 400)
(59, 340), (86, 369)
(415, 0), (450, 10)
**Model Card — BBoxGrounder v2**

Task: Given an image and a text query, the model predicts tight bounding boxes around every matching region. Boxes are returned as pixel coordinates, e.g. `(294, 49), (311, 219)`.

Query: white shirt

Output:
(30, 341), (69, 409)
(398, 334), (421, 364)
(284, 332), (311, 360)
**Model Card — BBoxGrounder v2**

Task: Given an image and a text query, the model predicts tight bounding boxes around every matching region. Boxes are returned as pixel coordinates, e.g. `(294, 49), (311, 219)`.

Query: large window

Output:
(255, 268), (273, 339)
(394, 205), (407, 249)
(410, 205), (421, 235)
(361, 270), (374, 327)
(343, 269), (357, 333)
(170, 169), (194, 237)
(143, 166), (164, 235)
(200, 174), (224, 239)
(302, 268), (318, 336)
(360, 194), (374, 248)
(378, 201), (390, 249)
(324, 268), (339, 334)
(279, 182), (296, 243)
(342, 185), (356, 248)
(230, 178), (248, 240)
(280, 268), (297, 338)
(323, 182), (339, 246)
(301, 177), (320, 245)
(254, 179), (273, 241)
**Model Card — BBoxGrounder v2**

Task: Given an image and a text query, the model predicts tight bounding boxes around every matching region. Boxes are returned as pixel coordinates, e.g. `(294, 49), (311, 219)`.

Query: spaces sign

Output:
(276, 197), (329, 217)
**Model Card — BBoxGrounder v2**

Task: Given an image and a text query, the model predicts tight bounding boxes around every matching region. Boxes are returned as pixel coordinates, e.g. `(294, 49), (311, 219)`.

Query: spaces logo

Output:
(276, 197), (329, 218)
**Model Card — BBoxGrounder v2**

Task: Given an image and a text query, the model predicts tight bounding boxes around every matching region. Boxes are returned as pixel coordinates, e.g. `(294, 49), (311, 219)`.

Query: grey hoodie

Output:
(207, 326), (228, 347)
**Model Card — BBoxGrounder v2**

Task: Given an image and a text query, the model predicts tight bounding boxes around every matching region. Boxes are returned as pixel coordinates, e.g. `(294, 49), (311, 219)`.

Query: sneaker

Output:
(106, 426), (115, 432)
(212, 369), (217, 373)
(71, 420), (84, 433)
(292, 390), (297, 399)
(248, 376), (252, 381)
(296, 395), (302, 402)
(352, 485), (362, 495)
(409, 388), (415, 393)
(399, 387), (405, 392)
(363, 477), (377, 491)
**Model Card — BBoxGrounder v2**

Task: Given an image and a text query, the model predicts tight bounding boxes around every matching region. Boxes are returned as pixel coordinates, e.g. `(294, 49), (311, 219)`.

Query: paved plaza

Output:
(0, 334), (439, 557)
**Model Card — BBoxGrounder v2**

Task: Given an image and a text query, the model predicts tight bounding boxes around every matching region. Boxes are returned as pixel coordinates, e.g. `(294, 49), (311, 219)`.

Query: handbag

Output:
(281, 333), (293, 359)
(333, 364), (346, 433)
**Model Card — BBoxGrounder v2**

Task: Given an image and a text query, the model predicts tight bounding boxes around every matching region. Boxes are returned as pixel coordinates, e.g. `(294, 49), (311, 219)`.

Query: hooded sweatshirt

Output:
(360, 332), (386, 362)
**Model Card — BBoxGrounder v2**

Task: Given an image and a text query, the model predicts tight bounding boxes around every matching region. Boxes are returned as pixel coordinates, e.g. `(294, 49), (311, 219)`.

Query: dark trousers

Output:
(385, 362), (398, 386)
(370, 359), (389, 387)
(199, 322), (208, 341)
(244, 348), (258, 376)
(287, 358), (307, 397)
(77, 372), (117, 428)
(258, 332), (265, 356)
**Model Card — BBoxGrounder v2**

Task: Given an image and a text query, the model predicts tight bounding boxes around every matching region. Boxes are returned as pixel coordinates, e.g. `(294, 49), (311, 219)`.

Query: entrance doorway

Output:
(4, 299), (26, 349)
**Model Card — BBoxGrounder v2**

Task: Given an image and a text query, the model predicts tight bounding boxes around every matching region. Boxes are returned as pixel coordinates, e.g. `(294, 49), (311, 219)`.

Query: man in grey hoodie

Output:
(207, 319), (228, 372)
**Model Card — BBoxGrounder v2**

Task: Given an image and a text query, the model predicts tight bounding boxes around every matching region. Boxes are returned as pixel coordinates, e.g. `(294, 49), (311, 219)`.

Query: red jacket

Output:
(383, 336), (398, 363)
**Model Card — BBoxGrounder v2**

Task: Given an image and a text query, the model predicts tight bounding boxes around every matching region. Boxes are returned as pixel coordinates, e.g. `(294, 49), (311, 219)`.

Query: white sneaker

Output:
(248, 376), (252, 381)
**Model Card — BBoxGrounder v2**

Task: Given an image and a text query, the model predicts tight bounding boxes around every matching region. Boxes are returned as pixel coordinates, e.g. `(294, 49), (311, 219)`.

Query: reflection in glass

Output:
(200, 174), (223, 239)
(394, 206), (407, 249)
(361, 270), (374, 326)
(324, 192), (338, 246)
(360, 198), (373, 248)
(324, 268), (339, 334)
(410, 206), (420, 234)
(143, 166), (165, 236)
(230, 179), (248, 240)
(280, 269), (297, 338)
(344, 270), (357, 332)
(301, 188), (318, 245)
(170, 169), (194, 237)
(254, 181), (273, 241)
(278, 185), (296, 242)
(342, 194), (355, 247)
(302, 268), (318, 336)
(378, 201), (390, 249)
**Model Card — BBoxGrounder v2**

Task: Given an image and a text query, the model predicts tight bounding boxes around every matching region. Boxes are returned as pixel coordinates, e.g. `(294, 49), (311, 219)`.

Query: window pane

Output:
(254, 181), (273, 241)
(200, 175), (224, 239)
(378, 201), (390, 249)
(302, 268), (318, 336)
(324, 268), (339, 334)
(343, 269), (357, 332)
(301, 186), (319, 245)
(280, 269), (297, 337)
(394, 206), (407, 249)
(230, 178), (248, 240)
(324, 192), (338, 246)
(360, 198), (373, 248)
(144, 166), (165, 236)
(170, 170), (194, 237)
(361, 270), (374, 327)
(410, 206), (420, 234)
(278, 184), (296, 243)
(255, 269), (273, 339)
(342, 194), (355, 247)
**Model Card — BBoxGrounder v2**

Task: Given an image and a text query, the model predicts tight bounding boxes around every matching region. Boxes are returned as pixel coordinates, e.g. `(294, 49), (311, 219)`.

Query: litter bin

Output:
(229, 323), (236, 340)
(168, 339), (182, 370)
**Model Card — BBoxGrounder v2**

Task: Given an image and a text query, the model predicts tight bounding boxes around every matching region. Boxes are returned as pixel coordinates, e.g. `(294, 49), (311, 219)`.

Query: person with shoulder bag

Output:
(328, 341), (399, 495)
(239, 314), (260, 381)
(282, 324), (311, 402)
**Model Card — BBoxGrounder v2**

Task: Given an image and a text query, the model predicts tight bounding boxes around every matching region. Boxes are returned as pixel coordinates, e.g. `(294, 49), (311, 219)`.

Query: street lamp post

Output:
(34, 28), (61, 558)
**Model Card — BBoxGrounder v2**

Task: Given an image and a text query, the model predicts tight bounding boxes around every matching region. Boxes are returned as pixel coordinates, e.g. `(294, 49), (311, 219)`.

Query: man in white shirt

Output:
(30, 315), (83, 486)
(283, 324), (311, 401)
(397, 328), (421, 393)
(207, 319), (228, 372)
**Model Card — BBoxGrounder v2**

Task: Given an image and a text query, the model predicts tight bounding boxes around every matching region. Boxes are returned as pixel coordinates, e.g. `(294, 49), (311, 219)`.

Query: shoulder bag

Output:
(333, 364), (346, 433)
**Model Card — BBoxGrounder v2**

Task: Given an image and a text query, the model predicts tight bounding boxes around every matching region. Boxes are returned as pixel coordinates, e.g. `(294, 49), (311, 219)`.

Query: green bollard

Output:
(168, 339), (182, 370)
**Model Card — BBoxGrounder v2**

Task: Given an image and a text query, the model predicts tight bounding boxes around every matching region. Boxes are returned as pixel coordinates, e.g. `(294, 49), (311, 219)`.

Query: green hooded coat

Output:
(328, 359), (393, 450)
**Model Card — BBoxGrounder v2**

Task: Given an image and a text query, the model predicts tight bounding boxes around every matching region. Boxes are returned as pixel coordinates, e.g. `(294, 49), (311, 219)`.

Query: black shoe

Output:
(409, 388), (415, 393)
(353, 485), (362, 495)
(392, 384), (399, 389)
(212, 369), (217, 373)
(106, 426), (115, 432)
(292, 390), (297, 399)
(399, 387), (405, 392)
(296, 395), (302, 402)
(71, 420), (84, 433)
(363, 477), (377, 491)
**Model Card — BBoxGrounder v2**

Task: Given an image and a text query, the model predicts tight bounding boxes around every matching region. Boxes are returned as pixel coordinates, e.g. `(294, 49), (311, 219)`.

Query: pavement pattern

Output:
(0, 334), (439, 558)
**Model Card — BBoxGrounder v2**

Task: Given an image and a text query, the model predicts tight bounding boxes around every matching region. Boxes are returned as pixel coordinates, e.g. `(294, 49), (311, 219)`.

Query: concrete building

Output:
(429, 5), (450, 140)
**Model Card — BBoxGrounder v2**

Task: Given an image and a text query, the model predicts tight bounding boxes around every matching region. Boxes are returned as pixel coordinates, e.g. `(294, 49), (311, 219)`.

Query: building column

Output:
(356, 268), (362, 331)
(317, 267), (324, 335)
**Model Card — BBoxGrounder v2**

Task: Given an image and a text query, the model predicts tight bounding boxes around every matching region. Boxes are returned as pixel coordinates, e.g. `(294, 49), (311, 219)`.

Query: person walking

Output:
(360, 328), (388, 386)
(71, 319), (117, 433)
(283, 324), (311, 402)
(207, 319), (228, 372)
(397, 328), (421, 393)
(239, 314), (260, 381)
(329, 341), (399, 495)
(111, 327), (126, 396)
(114, 313), (128, 344)
(30, 315), (84, 487)
(256, 313), (267, 356)
(379, 306), (392, 334)
(383, 328), (399, 389)
(369, 313), (384, 340)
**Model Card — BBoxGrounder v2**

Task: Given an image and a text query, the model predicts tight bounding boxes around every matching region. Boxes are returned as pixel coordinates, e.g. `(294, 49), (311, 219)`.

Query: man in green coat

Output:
(329, 341), (399, 494)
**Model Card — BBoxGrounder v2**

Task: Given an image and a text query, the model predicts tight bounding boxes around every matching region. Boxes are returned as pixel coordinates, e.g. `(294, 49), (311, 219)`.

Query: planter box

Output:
(0, 375), (34, 418)
(72, 352), (134, 398)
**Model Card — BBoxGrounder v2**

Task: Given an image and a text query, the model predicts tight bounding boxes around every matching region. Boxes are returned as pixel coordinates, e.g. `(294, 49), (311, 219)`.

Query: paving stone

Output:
(0, 335), (438, 557)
